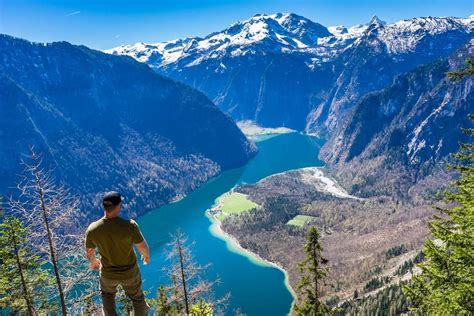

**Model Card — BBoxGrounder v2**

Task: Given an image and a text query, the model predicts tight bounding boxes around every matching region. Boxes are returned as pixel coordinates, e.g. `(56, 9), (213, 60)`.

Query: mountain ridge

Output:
(320, 38), (474, 197)
(106, 13), (473, 67)
(0, 34), (256, 223)
(106, 13), (474, 132)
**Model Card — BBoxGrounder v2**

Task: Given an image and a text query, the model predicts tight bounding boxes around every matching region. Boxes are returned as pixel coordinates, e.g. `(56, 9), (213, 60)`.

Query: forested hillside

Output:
(221, 167), (433, 301)
(0, 35), (256, 223)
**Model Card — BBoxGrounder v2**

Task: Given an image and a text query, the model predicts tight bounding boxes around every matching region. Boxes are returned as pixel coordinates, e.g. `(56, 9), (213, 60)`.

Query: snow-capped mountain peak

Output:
(367, 16), (474, 54)
(328, 25), (348, 35)
(369, 15), (387, 26)
(209, 12), (331, 49)
(106, 13), (474, 68)
(106, 12), (335, 66)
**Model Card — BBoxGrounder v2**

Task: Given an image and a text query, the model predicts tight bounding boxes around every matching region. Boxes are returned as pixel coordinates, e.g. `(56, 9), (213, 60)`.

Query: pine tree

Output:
(116, 287), (133, 315)
(353, 289), (359, 300)
(294, 226), (332, 316)
(80, 293), (101, 316)
(0, 215), (53, 314)
(404, 115), (474, 314)
(190, 300), (213, 316)
(404, 59), (474, 315)
(155, 285), (176, 316)
(176, 231), (190, 314)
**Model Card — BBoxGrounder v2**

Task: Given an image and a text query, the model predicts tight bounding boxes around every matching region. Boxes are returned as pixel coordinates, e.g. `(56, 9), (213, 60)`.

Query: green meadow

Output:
(287, 215), (316, 227)
(216, 192), (259, 220)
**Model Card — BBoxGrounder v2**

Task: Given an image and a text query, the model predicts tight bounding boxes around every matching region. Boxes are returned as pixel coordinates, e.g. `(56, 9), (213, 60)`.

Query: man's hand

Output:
(86, 247), (101, 270)
(141, 254), (150, 265)
(135, 240), (150, 266)
(90, 258), (102, 270)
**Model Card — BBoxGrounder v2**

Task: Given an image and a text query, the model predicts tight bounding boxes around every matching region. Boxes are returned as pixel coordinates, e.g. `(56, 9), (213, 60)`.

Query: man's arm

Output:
(135, 240), (150, 265)
(131, 219), (150, 265)
(85, 229), (101, 270)
(86, 247), (101, 270)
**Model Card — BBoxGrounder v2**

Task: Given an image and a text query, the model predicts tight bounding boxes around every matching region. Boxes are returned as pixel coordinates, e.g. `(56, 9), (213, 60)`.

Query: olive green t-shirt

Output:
(85, 216), (144, 280)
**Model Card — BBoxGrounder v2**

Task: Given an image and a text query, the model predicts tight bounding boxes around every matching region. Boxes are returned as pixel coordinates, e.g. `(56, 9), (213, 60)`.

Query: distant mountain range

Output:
(0, 34), (256, 222)
(107, 13), (474, 134)
(1, 12), (472, 222)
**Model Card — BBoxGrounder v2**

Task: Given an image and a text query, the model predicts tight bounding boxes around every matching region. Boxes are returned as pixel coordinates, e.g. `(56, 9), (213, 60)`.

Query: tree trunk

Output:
(9, 221), (35, 316)
(177, 235), (190, 315)
(35, 173), (67, 315)
(312, 243), (320, 312)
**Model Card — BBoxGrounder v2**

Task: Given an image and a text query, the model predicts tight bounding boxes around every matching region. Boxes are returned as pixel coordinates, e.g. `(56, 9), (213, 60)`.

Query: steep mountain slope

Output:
(107, 13), (338, 130)
(0, 35), (256, 223)
(307, 16), (474, 134)
(320, 39), (474, 198)
(212, 40), (473, 306)
(107, 14), (473, 132)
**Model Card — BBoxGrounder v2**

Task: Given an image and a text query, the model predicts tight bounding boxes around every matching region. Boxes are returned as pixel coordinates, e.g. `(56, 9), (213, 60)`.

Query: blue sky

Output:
(1, 0), (473, 50)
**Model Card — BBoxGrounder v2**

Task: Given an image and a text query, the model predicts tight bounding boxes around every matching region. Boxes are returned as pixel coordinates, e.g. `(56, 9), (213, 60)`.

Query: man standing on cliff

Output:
(85, 191), (150, 316)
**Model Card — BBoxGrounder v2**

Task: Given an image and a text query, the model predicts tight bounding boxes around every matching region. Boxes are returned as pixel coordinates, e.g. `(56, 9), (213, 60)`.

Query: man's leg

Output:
(121, 270), (149, 316)
(100, 274), (119, 316)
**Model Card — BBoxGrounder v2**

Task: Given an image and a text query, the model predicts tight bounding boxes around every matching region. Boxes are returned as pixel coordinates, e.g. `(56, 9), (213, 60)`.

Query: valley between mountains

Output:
(1, 10), (473, 315)
(108, 12), (473, 308)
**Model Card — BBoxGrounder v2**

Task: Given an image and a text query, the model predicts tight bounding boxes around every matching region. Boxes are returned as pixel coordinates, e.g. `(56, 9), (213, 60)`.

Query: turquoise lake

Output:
(137, 133), (324, 315)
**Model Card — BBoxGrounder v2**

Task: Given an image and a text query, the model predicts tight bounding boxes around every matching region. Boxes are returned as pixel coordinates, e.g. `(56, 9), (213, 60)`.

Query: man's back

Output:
(87, 191), (150, 316)
(86, 217), (144, 280)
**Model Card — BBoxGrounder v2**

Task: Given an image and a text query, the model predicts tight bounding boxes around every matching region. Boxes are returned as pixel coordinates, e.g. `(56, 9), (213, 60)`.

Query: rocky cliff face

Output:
(0, 35), (256, 222)
(319, 39), (474, 198)
(307, 16), (474, 135)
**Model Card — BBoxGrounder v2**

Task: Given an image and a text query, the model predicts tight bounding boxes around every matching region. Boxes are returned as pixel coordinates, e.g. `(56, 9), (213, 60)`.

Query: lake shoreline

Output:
(140, 132), (322, 315)
(204, 164), (360, 315)
(207, 213), (297, 314)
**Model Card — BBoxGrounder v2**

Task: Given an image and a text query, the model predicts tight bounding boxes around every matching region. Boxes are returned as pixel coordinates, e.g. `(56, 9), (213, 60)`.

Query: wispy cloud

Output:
(65, 11), (81, 17)
(114, 34), (121, 39)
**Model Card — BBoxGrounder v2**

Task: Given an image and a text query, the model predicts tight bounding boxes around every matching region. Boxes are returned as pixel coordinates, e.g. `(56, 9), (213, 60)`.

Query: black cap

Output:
(102, 191), (123, 207)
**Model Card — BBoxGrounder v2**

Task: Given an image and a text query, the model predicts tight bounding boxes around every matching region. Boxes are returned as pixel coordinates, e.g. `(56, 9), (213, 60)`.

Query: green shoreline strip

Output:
(207, 213), (297, 315)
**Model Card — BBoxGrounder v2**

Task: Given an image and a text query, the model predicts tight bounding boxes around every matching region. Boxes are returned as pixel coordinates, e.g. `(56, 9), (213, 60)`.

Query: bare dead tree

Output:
(175, 231), (190, 314)
(59, 248), (100, 313)
(156, 229), (229, 315)
(9, 149), (98, 314)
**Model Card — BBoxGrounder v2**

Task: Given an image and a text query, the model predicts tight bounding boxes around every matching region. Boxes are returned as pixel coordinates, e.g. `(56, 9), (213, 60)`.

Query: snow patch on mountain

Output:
(105, 40), (188, 65)
(328, 25), (348, 35)
(106, 13), (474, 69)
(374, 16), (474, 54)
(407, 100), (448, 163)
